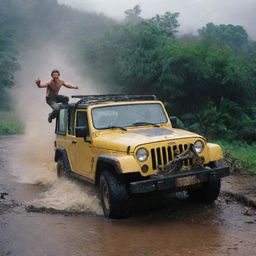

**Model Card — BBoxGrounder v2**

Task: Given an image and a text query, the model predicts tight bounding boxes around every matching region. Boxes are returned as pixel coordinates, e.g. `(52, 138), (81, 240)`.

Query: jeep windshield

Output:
(91, 103), (168, 130)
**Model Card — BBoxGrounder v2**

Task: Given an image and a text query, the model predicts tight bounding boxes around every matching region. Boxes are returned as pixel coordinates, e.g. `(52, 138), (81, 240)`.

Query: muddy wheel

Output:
(188, 162), (221, 203)
(99, 171), (129, 219)
(57, 159), (69, 178)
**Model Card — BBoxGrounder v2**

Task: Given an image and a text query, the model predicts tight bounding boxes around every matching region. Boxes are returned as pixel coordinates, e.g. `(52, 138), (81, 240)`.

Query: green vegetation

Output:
(216, 140), (256, 174)
(0, 32), (20, 110)
(181, 98), (256, 141)
(82, 6), (256, 144)
(0, 30), (20, 135)
(0, 112), (23, 135)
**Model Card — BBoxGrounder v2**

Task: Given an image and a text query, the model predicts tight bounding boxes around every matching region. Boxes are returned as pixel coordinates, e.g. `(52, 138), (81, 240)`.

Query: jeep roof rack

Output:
(72, 94), (158, 105)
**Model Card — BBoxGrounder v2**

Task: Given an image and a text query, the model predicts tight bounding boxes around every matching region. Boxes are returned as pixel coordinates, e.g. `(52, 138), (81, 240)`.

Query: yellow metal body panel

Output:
(70, 110), (93, 176)
(93, 148), (141, 174)
(92, 127), (202, 152)
(68, 136), (93, 176)
(56, 109), (93, 176)
(205, 143), (223, 162)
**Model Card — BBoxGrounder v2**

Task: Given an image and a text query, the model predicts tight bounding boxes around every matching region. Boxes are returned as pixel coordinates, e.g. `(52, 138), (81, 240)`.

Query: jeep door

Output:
(67, 109), (93, 176)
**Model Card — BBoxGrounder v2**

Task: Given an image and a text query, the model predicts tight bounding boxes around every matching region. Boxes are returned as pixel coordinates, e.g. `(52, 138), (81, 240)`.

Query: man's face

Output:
(51, 72), (60, 80)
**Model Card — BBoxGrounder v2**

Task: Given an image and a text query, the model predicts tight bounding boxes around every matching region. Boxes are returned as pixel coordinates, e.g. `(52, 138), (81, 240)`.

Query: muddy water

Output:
(1, 136), (256, 256)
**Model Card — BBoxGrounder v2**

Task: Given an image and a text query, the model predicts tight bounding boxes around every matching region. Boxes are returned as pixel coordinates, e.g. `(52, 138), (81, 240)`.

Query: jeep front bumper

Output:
(129, 166), (230, 194)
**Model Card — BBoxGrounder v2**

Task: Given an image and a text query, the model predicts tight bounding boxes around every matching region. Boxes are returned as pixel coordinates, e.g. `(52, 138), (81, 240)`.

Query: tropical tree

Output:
(0, 31), (19, 109)
(147, 12), (180, 38)
(198, 23), (249, 51)
(124, 5), (142, 23)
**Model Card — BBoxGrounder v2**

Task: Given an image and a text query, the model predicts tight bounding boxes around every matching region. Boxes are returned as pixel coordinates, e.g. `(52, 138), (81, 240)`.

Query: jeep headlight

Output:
(194, 140), (204, 154)
(136, 148), (148, 162)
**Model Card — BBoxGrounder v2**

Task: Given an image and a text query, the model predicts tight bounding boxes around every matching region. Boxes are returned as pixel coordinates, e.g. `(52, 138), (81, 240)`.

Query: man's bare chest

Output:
(49, 81), (62, 91)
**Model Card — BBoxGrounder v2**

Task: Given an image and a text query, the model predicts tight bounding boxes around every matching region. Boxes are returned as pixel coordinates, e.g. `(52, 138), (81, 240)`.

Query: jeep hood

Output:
(93, 127), (202, 152)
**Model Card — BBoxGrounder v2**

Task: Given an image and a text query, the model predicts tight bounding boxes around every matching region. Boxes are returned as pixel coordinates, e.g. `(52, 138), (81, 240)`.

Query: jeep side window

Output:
(76, 111), (88, 128)
(68, 108), (75, 135)
(57, 108), (68, 135)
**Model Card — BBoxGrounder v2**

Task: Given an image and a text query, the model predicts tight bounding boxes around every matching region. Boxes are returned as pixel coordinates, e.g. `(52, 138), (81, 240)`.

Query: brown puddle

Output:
(1, 136), (256, 256)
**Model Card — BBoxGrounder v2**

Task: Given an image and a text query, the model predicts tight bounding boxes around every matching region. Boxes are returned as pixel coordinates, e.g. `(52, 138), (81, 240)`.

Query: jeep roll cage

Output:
(57, 94), (158, 110)
(71, 94), (158, 106)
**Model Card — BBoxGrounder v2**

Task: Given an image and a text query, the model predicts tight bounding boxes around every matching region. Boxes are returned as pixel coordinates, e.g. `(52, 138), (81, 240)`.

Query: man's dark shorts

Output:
(46, 95), (69, 122)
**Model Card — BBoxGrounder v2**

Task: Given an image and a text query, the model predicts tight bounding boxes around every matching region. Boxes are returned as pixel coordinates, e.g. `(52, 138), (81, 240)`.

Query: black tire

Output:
(188, 162), (221, 203)
(99, 171), (129, 219)
(57, 159), (69, 178)
(188, 177), (221, 203)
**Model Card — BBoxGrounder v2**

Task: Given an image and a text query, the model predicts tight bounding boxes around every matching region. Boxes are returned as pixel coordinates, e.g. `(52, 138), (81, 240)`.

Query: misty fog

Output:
(13, 43), (100, 133)
(10, 42), (98, 176)
(58, 0), (256, 39)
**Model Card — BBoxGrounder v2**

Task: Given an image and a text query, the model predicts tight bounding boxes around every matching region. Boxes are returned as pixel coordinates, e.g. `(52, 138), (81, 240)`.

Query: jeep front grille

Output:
(150, 144), (193, 170)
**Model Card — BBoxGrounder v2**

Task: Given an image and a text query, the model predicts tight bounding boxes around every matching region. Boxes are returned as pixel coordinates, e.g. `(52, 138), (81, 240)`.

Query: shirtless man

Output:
(35, 69), (79, 123)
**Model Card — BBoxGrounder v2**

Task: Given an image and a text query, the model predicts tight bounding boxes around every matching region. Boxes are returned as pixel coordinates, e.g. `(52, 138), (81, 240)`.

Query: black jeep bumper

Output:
(129, 167), (230, 194)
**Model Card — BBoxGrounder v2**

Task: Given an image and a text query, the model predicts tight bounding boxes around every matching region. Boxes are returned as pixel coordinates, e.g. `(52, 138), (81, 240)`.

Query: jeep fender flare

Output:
(205, 143), (223, 162)
(95, 155), (122, 185)
(54, 147), (72, 174)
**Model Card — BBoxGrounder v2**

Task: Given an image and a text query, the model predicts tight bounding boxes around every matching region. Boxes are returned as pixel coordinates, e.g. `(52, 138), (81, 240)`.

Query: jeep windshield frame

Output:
(91, 103), (168, 130)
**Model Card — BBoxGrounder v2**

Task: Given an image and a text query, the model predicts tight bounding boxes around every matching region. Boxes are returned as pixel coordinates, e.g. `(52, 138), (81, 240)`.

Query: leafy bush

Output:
(0, 112), (23, 135)
(216, 140), (256, 174)
(181, 98), (256, 141)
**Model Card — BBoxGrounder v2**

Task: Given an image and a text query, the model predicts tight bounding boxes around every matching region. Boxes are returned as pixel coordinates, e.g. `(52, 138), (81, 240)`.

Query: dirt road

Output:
(0, 136), (255, 256)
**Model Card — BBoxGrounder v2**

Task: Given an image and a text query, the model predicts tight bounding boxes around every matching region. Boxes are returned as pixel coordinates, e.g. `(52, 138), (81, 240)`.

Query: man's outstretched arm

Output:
(35, 78), (50, 88)
(63, 82), (79, 89)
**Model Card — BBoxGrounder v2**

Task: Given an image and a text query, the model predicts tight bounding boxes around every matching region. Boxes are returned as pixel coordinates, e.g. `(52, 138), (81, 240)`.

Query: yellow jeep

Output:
(54, 94), (229, 218)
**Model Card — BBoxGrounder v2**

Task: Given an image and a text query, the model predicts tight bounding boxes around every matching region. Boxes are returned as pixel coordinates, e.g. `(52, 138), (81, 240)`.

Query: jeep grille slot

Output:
(167, 146), (172, 162)
(162, 147), (167, 164)
(184, 144), (188, 166)
(151, 144), (190, 170)
(151, 149), (156, 169)
(156, 148), (162, 166)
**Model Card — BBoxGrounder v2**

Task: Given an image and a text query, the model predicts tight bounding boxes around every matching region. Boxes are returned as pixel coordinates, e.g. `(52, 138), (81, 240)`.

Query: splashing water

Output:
(10, 132), (102, 215)
(30, 179), (102, 215)
(11, 141), (102, 216)
(9, 43), (103, 216)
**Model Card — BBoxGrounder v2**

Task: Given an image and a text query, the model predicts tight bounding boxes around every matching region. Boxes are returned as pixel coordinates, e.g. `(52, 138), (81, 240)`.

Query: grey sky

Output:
(57, 0), (256, 39)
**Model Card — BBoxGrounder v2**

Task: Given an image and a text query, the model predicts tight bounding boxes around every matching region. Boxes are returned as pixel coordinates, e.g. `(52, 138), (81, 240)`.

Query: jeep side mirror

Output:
(76, 126), (89, 137)
(170, 116), (178, 128)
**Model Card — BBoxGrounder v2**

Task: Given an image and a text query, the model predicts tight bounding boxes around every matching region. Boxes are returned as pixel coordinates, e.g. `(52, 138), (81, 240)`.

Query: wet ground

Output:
(0, 136), (256, 256)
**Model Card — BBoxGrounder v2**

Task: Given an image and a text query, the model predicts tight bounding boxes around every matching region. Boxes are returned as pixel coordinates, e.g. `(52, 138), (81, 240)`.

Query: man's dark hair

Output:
(51, 69), (60, 76)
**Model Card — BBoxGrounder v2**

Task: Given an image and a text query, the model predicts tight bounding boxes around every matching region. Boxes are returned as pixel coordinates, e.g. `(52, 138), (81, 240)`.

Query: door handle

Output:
(72, 140), (77, 144)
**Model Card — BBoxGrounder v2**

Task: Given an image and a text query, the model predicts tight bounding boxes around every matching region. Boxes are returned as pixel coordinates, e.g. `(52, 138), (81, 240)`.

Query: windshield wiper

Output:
(132, 122), (160, 127)
(106, 126), (127, 131)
